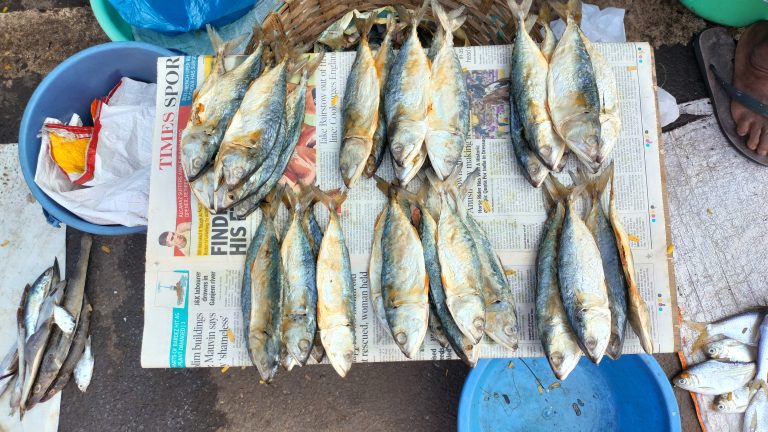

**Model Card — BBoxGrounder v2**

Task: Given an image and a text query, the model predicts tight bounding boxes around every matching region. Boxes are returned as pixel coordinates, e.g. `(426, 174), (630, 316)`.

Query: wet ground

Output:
(2, 1), (711, 431)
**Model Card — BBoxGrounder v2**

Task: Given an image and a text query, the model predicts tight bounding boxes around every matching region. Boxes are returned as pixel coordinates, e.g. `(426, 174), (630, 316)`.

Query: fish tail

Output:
(432, 0), (466, 39)
(295, 182), (316, 214)
(506, 0), (532, 22)
(207, 24), (246, 58)
(548, 1), (569, 21)
(372, 175), (391, 196)
(354, 11), (378, 43)
(458, 168), (480, 199)
(311, 186), (348, 212)
(263, 184), (286, 220)
(538, 2), (552, 24)
(52, 257), (60, 281)
(568, 0), (583, 24)
(596, 161), (614, 198)
(543, 175), (569, 202)
(282, 185), (298, 212)
(414, 0), (430, 26)
(305, 50), (325, 77)
(244, 21), (263, 55)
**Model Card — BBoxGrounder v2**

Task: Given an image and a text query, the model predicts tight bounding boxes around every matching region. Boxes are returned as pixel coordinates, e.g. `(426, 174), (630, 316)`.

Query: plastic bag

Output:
(107, 0), (254, 33)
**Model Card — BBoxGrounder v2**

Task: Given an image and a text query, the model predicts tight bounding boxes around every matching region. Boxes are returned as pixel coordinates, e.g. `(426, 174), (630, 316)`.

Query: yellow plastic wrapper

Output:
(42, 123), (93, 181)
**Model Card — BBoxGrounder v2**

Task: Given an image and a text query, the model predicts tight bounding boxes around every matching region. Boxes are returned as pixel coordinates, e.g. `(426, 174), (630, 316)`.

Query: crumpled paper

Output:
(34, 78), (155, 227)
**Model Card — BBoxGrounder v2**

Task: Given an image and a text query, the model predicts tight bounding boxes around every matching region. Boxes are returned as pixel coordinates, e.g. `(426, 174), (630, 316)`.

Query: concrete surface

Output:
(1, 2), (715, 431)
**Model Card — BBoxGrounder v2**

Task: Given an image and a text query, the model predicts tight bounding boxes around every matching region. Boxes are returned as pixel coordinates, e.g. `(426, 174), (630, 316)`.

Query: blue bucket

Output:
(19, 42), (172, 235)
(458, 355), (680, 432)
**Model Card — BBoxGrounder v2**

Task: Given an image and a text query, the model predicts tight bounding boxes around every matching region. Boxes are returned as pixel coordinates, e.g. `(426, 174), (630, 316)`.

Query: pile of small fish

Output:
(369, 167), (519, 365)
(0, 235), (94, 417)
(339, 0), (469, 188)
(181, 24), (323, 217)
(509, 0), (620, 188)
(242, 186), (354, 381)
(675, 310), (768, 431)
(535, 163), (652, 380)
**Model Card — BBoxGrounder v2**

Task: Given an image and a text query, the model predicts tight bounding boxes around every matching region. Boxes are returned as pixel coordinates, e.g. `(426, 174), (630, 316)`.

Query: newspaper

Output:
(142, 42), (677, 368)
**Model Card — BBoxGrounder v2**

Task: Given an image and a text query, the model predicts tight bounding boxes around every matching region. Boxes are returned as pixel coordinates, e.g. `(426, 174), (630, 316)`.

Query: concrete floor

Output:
(1, 2), (711, 431)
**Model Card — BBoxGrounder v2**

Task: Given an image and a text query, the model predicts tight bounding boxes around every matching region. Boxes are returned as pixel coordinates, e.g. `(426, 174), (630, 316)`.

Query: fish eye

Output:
(585, 336), (597, 350)
(234, 167), (245, 178)
(395, 332), (407, 345)
(344, 351), (353, 363)
(504, 325), (517, 335)
(192, 158), (203, 169)
(717, 403), (727, 411)
(550, 352), (563, 367)
(473, 318), (485, 330)
(299, 339), (311, 351)
(677, 378), (687, 385)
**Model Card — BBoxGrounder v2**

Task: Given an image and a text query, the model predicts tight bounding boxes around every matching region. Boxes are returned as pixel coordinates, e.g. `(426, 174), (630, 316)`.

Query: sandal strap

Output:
(710, 64), (768, 117)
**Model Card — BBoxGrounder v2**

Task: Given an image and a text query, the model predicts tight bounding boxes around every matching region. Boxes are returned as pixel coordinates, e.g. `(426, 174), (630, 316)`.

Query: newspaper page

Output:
(142, 42), (676, 368)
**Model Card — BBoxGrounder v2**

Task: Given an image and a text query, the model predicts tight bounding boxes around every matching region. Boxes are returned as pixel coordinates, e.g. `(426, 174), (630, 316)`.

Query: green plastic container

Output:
(680, 0), (768, 27)
(90, 0), (134, 41)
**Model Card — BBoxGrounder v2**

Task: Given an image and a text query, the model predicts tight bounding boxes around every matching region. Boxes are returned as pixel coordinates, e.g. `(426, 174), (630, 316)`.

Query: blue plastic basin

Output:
(459, 355), (680, 432)
(19, 42), (172, 235)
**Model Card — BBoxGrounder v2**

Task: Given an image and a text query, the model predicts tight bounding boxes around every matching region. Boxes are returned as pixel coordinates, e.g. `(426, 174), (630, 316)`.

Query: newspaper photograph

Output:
(142, 42), (677, 368)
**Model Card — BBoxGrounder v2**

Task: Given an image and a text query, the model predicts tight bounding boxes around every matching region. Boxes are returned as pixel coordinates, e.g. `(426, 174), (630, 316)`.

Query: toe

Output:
(758, 129), (768, 156)
(747, 124), (762, 151)
(736, 117), (752, 137)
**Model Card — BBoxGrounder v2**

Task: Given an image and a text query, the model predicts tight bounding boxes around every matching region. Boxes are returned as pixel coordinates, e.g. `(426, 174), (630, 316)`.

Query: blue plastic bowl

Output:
(459, 355), (680, 432)
(19, 42), (172, 235)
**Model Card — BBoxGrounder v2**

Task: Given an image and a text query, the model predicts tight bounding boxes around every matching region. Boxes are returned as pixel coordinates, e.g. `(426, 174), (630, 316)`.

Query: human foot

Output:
(731, 21), (768, 156)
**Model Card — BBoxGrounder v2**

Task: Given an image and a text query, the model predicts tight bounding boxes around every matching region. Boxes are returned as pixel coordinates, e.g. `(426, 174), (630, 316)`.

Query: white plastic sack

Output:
(550, 2), (626, 43)
(34, 78), (155, 227)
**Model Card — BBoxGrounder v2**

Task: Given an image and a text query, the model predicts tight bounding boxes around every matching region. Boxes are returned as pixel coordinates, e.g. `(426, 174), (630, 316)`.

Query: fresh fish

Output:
(606, 165), (653, 354)
(242, 198), (283, 382)
(73, 336), (93, 392)
(280, 188), (318, 366)
(417, 190), (478, 366)
(538, 3), (557, 62)
(339, 13), (380, 188)
(385, 2), (431, 169)
(27, 234), (92, 411)
(425, 1), (469, 180)
(744, 387), (768, 432)
(180, 27), (262, 181)
(190, 168), (228, 213)
(25, 259), (60, 339)
(379, 181), (429, 358)
(509, 89), (549, 188)
(457, 171), (519, 350)
(428, 169), (486, 344)
(368, 206), (389, 327)
(673, 360), (755, 395)
(214, 59), (288, 190)
(574, 166), (627, 359)
(365, 15), (397, 178)
(41, 300), (92, 402)
(314, 190), (355, 377)
(536, 178), (582, 380)
(508, 0), (566, 170)
(690, 309), (766, 348)
(715, 385), (756, 413)
(706, 339), (757, 363)
(580, 34), (621, 162)
(558, 179), (610, 363)
(9, 284), (30, 415)
(548, 0), (602, 172)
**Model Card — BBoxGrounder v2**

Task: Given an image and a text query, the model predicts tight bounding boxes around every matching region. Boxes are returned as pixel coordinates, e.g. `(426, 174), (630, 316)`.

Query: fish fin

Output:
(262, 185), (286, 221)
(458, 168), (480, 199)
(413, 0), (430, 26)
(52, 258), (60, 282)
(244, 21), (264, 55)
(568, 0), (583, 24)
(524, 14), (538, 34)
(354, 10), (378, 43)
(296, 183), (316, 215)
(372, 175), (391, 196)
(311, 186), (348, 213)
(596, 162), (614, 198)
(207, 25), (246, 73)
(506, 0), (532, 21)
(432, 1), (466, 39)
(548, 1), (569, 21)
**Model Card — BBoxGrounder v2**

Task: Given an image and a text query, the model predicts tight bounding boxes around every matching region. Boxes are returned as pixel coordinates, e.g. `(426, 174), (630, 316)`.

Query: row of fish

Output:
(675, 309), (768, 431)
(0, 235), (94, 417)
(242, 186), (354, 380)
(339, 0), (470, 188)
(369, 167), (519, 365)
(509, 0), (620, 188)
(182, 24), (323, 217)
(536, 163), (652, 380)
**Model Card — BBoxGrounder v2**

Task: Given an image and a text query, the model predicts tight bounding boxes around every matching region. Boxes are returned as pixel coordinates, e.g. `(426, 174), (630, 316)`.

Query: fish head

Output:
(219, 149), (256, 188)
(547, 348), (581, 381)
(672, 371), (698, 391)
(388, 124), (427, 167)
(339, 137), (369, 188)
(705, 341), (724, 358)
(321, 328), (354, 378)
(485, 307), (519, 351)
(446, 295), (486, 345)
(181, 128), (217, 180)
(577, 306), (611, 363)
(387, 304), (429, 359)
(283, 320), (313, 366)
(715, 394), (736, 412)
(560, 119), (601, 172)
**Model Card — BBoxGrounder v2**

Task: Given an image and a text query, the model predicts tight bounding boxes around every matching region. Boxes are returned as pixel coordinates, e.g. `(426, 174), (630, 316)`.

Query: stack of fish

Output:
(242, 186), (354, 380)
(339, 0), (470, 188)
(368, 167), (519, 366)
(676, 310), (768, 430)
(536, 163), (653, 380)
(181, 24), (323, 217)
(508, 0), (620, 188)
(0, 235), (94, 417)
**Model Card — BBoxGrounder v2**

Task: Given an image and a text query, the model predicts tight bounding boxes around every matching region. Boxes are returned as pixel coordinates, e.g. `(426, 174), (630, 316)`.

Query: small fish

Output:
(339, 12), (380, 188)
(314, 189), (355, 377)
(509, 91), (549, 188)
(536, 177), (582, 380)
(580, 33), (621, 163)
(538, 3), (557, 62)
(606, 164), (653, 354)
(25, 259), (60, 339)
(364, 15), (397, 178)
(73, 336), (93, 392)
(428, 169), (486, 344)
(673, 360), (755, 395)
(425, 0), (469, 180)
(754, 315), (768, 383)
(706, 339), (757, 363)
(714, 385), (756, 413)
(558, 177), (611, 363)
(385, 2), (431, 169)
(548, 0), (602, 172)
(378, 180), (429, 358)
(40, 300), (93, 402)
(573, 166), (627, 359)
(744, 387), (768, 432)
(508, 0), (566, 171)
(242, 197), (283, 382)
(690, 309), (766, 348)
(9, 284), (30, 415)
(181, 27), (262, 181)
(368, 206), (390, 327)
(280, 188), (318, 366)
(53, 305), (75, 334)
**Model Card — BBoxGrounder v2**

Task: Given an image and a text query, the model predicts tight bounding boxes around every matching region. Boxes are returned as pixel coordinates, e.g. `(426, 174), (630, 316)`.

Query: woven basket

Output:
(273, 0), (517, 47)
